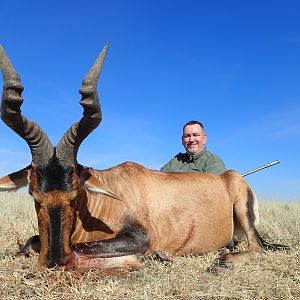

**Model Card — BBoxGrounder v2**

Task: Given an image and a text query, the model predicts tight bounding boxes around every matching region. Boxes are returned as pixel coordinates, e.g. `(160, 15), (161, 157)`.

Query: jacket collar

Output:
(186, 147), (207, 162)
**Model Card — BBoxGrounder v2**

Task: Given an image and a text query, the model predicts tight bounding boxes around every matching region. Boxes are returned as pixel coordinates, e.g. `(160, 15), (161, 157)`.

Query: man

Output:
(160, 120), (226, 175)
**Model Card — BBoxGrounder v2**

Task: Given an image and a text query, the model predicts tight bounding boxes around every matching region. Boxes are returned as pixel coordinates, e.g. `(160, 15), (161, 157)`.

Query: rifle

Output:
(242, 160), (280, 177)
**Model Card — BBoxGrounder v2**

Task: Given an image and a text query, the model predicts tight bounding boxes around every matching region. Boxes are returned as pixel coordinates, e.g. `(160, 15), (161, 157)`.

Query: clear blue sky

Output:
(0, 1), (299, 200)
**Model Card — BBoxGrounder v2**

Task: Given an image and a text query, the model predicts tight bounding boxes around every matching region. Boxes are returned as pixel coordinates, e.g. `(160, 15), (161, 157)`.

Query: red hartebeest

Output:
(0, 44), (284, 271)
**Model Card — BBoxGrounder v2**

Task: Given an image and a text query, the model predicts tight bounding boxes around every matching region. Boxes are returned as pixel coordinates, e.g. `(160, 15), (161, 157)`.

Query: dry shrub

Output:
(0, 192), (299, 300)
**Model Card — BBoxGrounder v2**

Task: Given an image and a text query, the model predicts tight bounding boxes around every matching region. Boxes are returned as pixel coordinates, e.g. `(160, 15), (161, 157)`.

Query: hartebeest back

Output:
(0, 44), (284, 271)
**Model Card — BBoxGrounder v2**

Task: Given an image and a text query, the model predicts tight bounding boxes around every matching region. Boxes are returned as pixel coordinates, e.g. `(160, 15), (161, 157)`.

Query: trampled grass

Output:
(0, 192), (299, 299)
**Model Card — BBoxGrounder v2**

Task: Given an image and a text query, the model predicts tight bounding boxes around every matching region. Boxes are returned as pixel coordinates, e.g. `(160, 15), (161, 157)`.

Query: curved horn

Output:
(0, 45), (54, 165)
(56, 43), (108, 166)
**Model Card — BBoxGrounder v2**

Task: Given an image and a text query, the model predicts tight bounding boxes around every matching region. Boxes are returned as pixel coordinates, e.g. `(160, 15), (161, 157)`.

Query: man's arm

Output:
(160, 159), (174, 172)
(203, 156), (227, 175)
(161, 153), (185, 172)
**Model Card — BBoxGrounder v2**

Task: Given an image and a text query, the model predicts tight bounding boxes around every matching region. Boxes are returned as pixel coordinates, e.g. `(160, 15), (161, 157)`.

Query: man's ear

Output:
(0, 165), (31, 190)
(79, 168), (121, 200)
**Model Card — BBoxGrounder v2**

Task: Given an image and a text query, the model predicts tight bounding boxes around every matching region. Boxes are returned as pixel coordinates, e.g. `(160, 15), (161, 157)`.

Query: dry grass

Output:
(0, 192), (299, 300)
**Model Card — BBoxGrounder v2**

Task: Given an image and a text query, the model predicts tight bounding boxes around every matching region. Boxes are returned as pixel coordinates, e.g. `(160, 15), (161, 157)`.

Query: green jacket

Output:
(160, 148), (227, 175)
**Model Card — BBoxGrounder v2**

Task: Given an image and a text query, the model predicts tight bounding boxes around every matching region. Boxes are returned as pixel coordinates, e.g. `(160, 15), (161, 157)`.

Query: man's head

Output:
(182, 120), (207, 156)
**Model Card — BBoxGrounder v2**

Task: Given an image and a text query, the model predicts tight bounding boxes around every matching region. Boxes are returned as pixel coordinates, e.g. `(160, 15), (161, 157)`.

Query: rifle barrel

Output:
(242, 160), (280, 177)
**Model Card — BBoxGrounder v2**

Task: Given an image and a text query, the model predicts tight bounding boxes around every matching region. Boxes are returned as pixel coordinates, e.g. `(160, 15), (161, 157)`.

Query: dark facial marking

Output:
(46, 206), (67, 267)
(36, 154), (74, 193)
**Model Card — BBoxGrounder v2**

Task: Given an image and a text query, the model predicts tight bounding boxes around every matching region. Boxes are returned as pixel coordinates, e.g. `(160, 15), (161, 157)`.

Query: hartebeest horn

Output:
(0, 45), (54, 165)
(56, 43), (108, 166)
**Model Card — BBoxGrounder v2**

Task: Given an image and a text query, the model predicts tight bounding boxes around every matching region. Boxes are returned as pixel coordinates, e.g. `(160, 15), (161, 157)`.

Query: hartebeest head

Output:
(0, 44), (118, 269)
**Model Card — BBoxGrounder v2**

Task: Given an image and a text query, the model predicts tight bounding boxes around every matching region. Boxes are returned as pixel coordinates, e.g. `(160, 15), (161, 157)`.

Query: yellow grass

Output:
(0, 192), (299, 300)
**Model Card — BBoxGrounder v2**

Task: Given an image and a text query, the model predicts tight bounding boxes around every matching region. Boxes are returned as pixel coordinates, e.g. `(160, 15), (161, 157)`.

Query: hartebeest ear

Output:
(0, 166), (31, 190)
(79, 168), (121, 200)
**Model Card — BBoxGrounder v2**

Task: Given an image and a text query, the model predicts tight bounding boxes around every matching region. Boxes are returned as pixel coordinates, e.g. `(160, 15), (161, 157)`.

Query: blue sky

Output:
(0, 1), (299, 200)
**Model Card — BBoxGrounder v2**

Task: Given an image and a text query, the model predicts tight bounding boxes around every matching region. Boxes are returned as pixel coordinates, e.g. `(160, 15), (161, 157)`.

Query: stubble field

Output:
(0, 192), (299, 300)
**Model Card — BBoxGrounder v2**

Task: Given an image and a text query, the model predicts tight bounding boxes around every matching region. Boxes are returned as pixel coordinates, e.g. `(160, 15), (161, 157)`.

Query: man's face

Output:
(182, 124), (207, 156)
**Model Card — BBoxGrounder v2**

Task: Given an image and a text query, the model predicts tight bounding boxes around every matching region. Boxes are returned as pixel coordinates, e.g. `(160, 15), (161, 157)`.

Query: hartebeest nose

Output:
(45, 255), (68, 268)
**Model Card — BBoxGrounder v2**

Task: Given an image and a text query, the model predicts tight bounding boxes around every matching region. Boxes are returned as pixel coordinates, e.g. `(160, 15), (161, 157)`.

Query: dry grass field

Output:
(0, 192), (299, 300)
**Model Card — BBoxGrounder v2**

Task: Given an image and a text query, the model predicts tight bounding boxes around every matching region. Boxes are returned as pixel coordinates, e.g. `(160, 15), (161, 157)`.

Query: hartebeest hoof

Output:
(17, 235), (40, 257)
(141, 251), (173, 263)
(219, 250), (262, 268)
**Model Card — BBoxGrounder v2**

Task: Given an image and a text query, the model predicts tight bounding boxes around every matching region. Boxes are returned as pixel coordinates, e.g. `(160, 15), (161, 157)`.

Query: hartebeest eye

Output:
(31, 190), (77, 206)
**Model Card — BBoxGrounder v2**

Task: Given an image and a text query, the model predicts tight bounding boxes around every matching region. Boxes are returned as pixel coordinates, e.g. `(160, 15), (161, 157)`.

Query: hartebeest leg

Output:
(219, 189), (265, 267)
(70, 219), (150, 270)
(71, 221), (150, 270)
(18, 235), (41, 256)
(73, 220), (150, 258)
